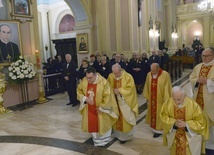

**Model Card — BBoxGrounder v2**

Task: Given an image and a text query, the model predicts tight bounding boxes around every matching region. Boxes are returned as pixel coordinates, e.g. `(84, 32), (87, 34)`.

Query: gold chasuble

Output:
(108, 70), (139, 133)
(143, 69), (172, 130)
(160, 97), (209, 155)
(190, 63), (214, 124)
(77, 74), (119, 135)
(196, 64), (212, 110)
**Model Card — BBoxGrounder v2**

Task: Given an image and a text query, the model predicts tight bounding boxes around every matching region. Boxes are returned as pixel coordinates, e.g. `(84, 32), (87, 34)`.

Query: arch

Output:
(180, 19), (203, 47)
(54, 9), (74, 33)
(64, 0), (88, 22)
(59, 14), (75, 33)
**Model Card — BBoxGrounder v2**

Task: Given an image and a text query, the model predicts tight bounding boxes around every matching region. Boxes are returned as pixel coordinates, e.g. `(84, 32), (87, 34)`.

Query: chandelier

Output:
(198, 0), (214, 13)
(171, 24), (178, 39)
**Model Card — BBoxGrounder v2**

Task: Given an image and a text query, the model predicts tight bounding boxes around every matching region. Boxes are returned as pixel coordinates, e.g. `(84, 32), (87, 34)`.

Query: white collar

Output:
(203, 59), (214, 66)
(0, 39), (9, 44)
(152, 74), (158, 78)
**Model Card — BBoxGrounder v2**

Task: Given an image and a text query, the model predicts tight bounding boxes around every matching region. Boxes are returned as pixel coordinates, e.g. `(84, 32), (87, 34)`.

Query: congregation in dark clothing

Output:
(43, 47), (203, 98)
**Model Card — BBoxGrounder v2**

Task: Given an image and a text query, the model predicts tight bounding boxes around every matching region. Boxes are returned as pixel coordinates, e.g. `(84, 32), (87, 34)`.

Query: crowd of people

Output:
(43, 49), (170, 94)
(42, 48), (214, 154)
(79, 50), (170, 93)
(174, 41), (205, 65)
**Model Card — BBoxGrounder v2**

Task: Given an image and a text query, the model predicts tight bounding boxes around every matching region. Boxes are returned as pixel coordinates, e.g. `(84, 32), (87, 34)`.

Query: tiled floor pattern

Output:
(0, 69), (193, 155)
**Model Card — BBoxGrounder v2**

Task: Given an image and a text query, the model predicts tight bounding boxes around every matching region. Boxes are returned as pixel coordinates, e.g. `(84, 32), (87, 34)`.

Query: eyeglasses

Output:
(201, 55), (213, 58)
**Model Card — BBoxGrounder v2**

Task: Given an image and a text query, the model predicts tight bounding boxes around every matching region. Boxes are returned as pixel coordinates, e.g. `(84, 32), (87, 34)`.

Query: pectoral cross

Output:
(7, 54), (11, 62)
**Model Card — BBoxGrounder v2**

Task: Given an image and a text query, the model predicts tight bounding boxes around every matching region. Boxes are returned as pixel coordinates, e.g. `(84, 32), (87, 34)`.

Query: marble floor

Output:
(0, 69), (193, 155)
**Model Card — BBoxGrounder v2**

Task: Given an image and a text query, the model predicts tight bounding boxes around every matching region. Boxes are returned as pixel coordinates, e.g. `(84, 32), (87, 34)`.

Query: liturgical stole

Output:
(150, 69), (162, 129)
(114, 78), (123, 131)
(174, 106), (187, 155)
(87, 83), (98, 132)
(196, 64), (212, 109)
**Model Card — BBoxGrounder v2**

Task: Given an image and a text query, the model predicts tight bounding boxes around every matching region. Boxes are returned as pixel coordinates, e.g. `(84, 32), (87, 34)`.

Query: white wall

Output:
(37, 1), (75, 61)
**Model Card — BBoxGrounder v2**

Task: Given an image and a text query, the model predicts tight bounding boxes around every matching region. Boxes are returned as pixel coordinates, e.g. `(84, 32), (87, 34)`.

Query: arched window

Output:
(59, 14), (75, 33)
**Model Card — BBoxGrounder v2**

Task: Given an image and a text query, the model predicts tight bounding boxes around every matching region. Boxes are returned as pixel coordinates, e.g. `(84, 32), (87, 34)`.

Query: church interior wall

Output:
(121, 0), (130, 52)
(1, 0), (213, 109)
(210, 22), (214, 47)
(0, 0), (8, 19)
(109, 0), (116, 52)
(132, 0), (138, 52)
(186, 21), (203, 47)
(0, 1), (41, 107)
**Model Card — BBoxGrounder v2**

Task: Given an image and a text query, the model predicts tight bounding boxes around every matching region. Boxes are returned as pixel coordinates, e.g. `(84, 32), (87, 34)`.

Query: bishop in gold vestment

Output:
(77, 67), (119, 146)
(108, 63), (138, 143)
(160, 86), (209, 155)
(143, 63), (172, 137)
(189, 48), (214, 153)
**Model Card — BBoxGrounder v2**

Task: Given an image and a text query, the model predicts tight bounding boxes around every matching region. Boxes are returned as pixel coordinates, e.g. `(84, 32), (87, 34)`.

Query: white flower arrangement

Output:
(8, 55), (36, 84)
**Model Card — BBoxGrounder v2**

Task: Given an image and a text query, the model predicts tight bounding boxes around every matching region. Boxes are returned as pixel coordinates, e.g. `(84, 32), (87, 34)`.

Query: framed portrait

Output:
(77, 33), (88, 54)
(0, 20), (22, 66)
(10, 0), (33, 19)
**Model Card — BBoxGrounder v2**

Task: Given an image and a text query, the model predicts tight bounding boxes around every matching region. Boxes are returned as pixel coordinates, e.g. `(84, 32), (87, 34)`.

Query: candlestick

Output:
(35, 50), (48, 104)
(35, 50), (40, 69)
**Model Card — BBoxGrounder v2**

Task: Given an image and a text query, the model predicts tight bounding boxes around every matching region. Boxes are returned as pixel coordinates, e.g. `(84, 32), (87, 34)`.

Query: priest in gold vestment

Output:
(160, 86), (209, 155)
(143, 63), (172, 138)
(189, 48), (214, 154)
(108, 63), (139, 144)
(77, 67), (119, 146)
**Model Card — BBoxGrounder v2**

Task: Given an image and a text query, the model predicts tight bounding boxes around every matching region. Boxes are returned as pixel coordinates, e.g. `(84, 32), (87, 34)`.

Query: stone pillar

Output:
(40, 10), (51, 61)
(203, 16), (210, 48)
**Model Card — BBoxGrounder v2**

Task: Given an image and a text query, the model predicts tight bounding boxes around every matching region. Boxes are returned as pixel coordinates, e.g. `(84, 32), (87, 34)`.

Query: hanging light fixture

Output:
(171, 24), (178, 39)
(198, 0), (214, 13)
(148, 16), (159, 38)
(155, 17), (160, 30)
(148, 15), (153, 30)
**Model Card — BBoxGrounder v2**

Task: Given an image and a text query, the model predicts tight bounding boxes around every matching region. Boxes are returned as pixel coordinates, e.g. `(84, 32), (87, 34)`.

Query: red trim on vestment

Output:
(114, 79), (123, 131)
(174, 106), (186, 155)
(196, 64), (212, 110)
(150, 69), (162, 129)
(87, 83), (98, 132)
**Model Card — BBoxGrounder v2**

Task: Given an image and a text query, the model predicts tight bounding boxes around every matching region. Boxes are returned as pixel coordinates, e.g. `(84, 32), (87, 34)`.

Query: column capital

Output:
(37, 5), (49, 13)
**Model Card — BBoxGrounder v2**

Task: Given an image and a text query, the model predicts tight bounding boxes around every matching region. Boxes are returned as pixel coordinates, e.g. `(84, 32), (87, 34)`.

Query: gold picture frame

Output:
(0, 20), (22, 66)
(77, 33), (88, 54)
(10, 0), (33, 19)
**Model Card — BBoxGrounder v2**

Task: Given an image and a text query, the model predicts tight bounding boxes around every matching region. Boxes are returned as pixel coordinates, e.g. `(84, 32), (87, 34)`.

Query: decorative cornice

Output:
(73, 24), (92, 30)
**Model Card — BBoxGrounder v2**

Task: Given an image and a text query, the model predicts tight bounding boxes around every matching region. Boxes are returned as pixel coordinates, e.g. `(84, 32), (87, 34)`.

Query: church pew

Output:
(170, 55), (195, 69)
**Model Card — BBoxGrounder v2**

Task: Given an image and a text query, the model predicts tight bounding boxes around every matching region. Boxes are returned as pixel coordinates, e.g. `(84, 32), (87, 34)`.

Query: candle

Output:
(35, 50), (40, 69)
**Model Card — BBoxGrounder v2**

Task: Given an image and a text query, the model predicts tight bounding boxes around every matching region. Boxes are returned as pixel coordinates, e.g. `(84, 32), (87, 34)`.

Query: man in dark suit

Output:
(148, 50), (161, 66)
(0, 24), (20, 62)
(62, 54), (78, 106)
(110, 53), (126, 70)
(89, 54), (99, 71)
